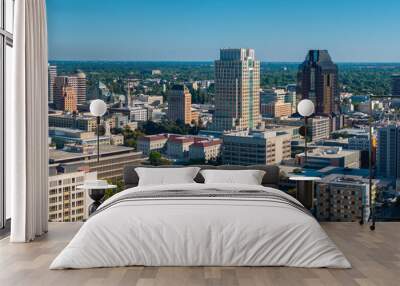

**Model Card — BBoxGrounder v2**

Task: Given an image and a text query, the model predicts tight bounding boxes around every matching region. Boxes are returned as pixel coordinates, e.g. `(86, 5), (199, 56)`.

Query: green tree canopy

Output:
(148, 151), (172, 166)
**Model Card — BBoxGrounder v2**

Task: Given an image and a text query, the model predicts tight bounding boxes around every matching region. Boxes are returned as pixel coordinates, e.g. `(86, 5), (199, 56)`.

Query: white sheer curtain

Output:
(7, 0), (49, 242)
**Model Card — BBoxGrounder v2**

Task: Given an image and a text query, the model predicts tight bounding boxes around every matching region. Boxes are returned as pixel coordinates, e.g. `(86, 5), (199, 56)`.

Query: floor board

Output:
(0, 222), (399, 286)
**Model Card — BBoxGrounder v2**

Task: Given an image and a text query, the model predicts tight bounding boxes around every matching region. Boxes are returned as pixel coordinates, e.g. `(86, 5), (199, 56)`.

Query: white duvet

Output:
(50, 183), (351, 269)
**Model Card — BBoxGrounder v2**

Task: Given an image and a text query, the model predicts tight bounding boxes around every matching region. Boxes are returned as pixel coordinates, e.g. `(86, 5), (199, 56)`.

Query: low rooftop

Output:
(191, 139), (222, 147)
(48, 112), (97, 120)
(320, 173), (375, 185)
(224, 129), (291, 139)
(332, 128), (369, 136)
(49, 145), (136, 162)
(297, 147), (359, 159)
(168, 136), (194, 144)
(139, 134), (168, 142)
(49, 127), (90, 134)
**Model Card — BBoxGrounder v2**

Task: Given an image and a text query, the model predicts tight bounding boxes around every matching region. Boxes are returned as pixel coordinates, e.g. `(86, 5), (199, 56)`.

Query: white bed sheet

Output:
(50, 183), (351, 269)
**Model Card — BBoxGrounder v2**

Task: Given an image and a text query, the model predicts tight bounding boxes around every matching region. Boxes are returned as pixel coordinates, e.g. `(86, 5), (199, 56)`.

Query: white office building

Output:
(130, 107), (148, 121)
(48, 171), (96, 222)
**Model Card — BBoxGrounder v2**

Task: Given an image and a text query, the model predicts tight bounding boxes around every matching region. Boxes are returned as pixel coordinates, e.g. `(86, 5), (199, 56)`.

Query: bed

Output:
(50, 165), (351, 269)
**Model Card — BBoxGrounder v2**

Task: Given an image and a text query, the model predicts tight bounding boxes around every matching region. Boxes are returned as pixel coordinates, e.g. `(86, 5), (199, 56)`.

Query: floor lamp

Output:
(297, 99), (315, 165)
(83, 99), (110, 215)
(90, 99), (107, 162)
(357, 93), (394, 231)
(363, 94), (391, 231)
(292, 99), (316, 212)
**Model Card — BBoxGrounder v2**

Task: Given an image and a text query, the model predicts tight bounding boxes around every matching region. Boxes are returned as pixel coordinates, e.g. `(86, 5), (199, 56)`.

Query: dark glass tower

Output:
(297, 50), (339, 116)
(392, 74), (400, 96)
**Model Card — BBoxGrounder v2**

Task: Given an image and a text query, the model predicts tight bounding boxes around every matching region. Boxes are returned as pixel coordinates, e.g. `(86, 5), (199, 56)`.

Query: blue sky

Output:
(47, 0), (400, 62)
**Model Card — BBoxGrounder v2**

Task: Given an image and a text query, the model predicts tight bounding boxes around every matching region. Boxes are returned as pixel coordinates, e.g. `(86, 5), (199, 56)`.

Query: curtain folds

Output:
(8, 0), (49, 242)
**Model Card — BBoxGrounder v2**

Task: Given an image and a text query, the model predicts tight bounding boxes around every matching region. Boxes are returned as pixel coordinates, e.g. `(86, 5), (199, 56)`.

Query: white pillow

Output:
(135, 167), (200, 186)
(200, 169), (265, 185)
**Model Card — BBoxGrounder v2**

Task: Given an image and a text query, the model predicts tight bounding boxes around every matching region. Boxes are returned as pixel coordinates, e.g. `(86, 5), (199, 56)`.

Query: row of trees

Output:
(111, 126), (144, 149)
(148, 151), (172, 166)
(140, 120), (204, 136)
(111, 119), (205, 151)
(53, 61), (400, 101)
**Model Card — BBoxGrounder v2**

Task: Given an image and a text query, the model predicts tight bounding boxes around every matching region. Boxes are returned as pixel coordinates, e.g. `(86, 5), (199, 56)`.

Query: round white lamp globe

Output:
(90, 99), (107, 117)
(297, 99), (315, 117)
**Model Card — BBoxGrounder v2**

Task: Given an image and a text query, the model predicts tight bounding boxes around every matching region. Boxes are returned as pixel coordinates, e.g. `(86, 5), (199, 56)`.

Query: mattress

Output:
(50, 183), (351, 269)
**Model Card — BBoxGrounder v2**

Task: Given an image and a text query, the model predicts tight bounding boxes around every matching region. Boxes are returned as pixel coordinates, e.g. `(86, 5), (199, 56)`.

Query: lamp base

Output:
(88, 188), (106, 215)
(88, 201), (102, 215)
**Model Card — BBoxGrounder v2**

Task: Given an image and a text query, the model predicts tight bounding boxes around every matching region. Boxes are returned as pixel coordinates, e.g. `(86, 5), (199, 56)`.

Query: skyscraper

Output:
(70, 71), (87, 105)
(210, 48), (261, 131)
(53, 72), (86, 111)
(391, 74), (400, 96)
(54, 76), (78, 112)
(48, 65), (57, 104)
(297, 50), (339, 116)
(167, 84), (192, 124)
(377, 125), (400, 180)
(61, 86), (78, 113)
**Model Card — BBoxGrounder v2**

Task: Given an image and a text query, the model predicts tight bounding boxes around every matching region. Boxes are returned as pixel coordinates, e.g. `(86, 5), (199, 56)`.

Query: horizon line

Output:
(48, 59), (400, 64)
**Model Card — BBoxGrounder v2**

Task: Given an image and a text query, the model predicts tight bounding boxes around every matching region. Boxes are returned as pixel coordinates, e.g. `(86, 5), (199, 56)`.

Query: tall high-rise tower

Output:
(167, 84), (192, 125)
(391, 74), (400, 96)
(210, 48), (261, 131)
(70, 71), (87, 105)
(297, 50), (339, 116)
(61, 86), (78, 113)
(377, 125), (400, 180)
(53, 72), (86, 108)
(53, 76), (77, 112)
(48, 65), (57, 104)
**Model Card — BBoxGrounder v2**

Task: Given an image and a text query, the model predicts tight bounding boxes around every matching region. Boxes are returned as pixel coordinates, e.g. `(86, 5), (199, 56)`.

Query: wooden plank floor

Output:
(0, 222), (399, 286)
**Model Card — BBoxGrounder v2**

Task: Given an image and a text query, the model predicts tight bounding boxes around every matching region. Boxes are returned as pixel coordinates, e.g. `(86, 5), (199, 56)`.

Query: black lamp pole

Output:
(304, 116), (308, 166)
(361, 93), (392, 231)
(96, 116), (100, 162)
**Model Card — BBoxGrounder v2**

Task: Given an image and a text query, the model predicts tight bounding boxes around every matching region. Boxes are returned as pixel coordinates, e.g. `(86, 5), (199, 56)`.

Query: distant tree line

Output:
(51, 61), (400, 102)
